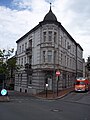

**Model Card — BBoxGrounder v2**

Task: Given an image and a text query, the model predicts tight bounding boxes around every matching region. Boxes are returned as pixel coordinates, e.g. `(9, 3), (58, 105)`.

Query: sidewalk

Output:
(36, 87), (74, 100)
(4, 87), (74, 101)
(0, 96), (10, 102)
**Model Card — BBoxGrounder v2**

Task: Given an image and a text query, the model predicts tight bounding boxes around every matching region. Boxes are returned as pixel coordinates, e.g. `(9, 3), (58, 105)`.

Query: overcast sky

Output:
(0, 0), (90, 61)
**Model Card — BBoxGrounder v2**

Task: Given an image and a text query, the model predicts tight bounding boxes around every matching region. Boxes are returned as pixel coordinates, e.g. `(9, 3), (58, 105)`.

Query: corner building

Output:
(15, 7), (83, 94)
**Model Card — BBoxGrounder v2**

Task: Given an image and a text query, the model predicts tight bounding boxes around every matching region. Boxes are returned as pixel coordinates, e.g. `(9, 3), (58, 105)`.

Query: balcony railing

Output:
(41, 42), (54, 48)
(25, 63), (31, 69)
(25, 63), (33, 75)
(25, 47), (32, 55)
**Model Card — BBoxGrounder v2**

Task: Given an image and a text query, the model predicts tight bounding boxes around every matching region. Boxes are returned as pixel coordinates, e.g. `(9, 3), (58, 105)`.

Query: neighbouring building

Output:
(83, 59), (86, 78)
(15, 6), (83, 94)
(85, 57), (90, 80)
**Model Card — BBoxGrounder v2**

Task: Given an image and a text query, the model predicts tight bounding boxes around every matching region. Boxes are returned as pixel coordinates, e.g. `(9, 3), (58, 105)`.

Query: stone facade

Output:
(15, 7), (83, 94)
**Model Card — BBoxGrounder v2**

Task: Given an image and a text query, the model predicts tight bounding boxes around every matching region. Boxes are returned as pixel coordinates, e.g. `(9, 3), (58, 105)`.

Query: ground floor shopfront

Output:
(15, 68), (79, 94)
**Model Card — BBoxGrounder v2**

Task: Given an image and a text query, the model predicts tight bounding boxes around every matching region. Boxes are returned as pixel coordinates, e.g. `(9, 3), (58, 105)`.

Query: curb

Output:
(55, 90), (74, 100)
(35, 90), (74, 100)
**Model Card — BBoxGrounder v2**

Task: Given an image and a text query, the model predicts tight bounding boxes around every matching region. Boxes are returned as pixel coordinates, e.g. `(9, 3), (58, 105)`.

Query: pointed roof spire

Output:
(43, 3), (57, 22)
(50, 2), (51, 11)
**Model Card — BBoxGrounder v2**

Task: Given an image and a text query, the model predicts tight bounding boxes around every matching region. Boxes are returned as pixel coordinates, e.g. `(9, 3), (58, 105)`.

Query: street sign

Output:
(1, 89), (7, 96)
(56, 71), (60, 76)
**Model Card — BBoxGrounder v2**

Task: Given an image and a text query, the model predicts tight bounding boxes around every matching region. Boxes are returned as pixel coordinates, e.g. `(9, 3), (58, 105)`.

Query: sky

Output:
(0, 0), (90, 61)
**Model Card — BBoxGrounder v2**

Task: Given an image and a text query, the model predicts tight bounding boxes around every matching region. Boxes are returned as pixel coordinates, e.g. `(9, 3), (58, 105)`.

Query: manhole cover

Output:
(51, 109), (63, 112)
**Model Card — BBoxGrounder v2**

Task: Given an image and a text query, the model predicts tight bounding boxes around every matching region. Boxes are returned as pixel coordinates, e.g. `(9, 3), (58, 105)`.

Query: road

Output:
(0, 91), (90, 120)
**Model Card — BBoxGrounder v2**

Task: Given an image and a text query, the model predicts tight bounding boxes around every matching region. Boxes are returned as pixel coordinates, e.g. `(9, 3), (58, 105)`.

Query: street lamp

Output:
(45, 83), (48, 98)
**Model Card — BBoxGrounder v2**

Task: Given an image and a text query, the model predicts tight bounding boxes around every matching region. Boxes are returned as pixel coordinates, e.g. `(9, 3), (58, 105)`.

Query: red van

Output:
(74, 77), (89, 92)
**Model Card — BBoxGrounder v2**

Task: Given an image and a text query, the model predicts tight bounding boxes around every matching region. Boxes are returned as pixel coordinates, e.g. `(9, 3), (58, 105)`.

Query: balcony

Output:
(25, 63), (33, 75)
(25, 47), (32, 55)
(25, 63), (31, 69)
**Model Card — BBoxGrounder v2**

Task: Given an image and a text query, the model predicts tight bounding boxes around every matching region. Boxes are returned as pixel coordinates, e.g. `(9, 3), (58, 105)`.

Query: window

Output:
(54, 51), (57, 63)
(18, 74), (19, 85)
(21, 57), (23, 66)
(54, 32), (57, 43)
(43, 32), (46, 42)
(24, 57), (26, 64)
(22, 44), (24, 52)
(28, 75), (32, 85)
(20, 74), (22, 86)
(19, 58), (20, 65)
(29, 56), (32, 64)
(25, 42), (27, 50)
(48, 31), (52, 41)
(43, 51), (46, 62)
(65, 40), (66, 48)
(29, 76), (32, 84)
(76, 81), (85, 85)
(65, 56), (66, 66)
(61, 36), (63, 46)
(19, 46), (21, 53)
(67, 57), (69, 66)
(67, 42), (71, 50)
(48, 50), (52, 62)
(61, 53), (63, 64)
(29, 40), (32, 48)
(70, 58), (71, 68)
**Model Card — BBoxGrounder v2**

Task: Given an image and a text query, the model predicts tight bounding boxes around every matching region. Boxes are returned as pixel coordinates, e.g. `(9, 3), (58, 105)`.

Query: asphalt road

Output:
(0, 91), (90, 120)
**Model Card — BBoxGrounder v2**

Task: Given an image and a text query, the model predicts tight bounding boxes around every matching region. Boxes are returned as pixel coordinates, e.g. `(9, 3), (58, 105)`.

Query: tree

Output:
(7, 56), (16, 78)
(0, 49), (7, 74)
(0, 49), (15, 89)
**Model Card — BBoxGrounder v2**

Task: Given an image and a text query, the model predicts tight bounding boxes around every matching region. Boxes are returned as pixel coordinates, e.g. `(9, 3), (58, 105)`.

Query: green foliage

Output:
(0, 63), (7, 74)
(7, 57), (16, 69)
(0, 49), (4, 58)
(0, 49), (16, 78)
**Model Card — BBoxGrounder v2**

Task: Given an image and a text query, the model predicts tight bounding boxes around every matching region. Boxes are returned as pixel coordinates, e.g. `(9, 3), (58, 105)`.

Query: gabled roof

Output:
(16, 24), (40, 43)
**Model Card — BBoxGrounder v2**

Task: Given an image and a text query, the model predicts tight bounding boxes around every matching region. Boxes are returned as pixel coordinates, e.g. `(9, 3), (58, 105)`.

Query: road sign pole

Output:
(56, 71), (60, 96)
(46, 84), (48, 98)
(57, 76), (59, 96)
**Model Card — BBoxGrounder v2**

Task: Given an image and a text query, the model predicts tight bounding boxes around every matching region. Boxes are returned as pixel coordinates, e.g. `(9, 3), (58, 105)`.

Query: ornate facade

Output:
(15, 6), (83, 94)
